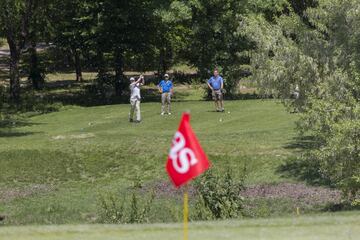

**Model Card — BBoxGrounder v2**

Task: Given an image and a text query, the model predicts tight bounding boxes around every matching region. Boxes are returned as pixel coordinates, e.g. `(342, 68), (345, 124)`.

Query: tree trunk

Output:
(74, 49), (83, 82)
(3, 0), (35, 102)
(114, 48), (125, 96)
(8, 41), (21, 103)
(96, 49), (106, 78)
(29, 39), (44, 89)
(159, 47), (167, 77)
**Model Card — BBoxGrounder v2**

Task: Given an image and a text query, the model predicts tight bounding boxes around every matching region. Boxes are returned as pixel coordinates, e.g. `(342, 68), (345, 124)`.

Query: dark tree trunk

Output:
(159, 46), (168, 77)
(114, 48), (125, 96)
(96, 49), (106, 78)
(3, 0), (35, 102)
(159, 47), (165, 77)
(74, 49), (83, 82)
(9, 46), (21, 102)
(28, 0), (44, 90)
(29, 39), (44, 89)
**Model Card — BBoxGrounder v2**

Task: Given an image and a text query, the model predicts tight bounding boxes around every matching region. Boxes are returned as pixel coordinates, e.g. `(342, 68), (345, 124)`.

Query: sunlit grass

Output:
(0, 99), (298, 225)
(1, 212), (359, 240)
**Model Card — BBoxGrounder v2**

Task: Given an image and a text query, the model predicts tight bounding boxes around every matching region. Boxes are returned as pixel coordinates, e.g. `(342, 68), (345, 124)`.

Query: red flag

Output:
(166, 112), (210, 187)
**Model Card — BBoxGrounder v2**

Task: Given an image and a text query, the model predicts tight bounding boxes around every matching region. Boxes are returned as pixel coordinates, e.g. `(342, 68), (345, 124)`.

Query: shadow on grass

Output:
(203, 92), (271, 102)
(3, 74), (272, 108)
(0, 118), (43, 138)
(278, 136), (332, 186)
(45, 80), (87, 90)
(0, 119), (43, 128)
(284, 135), (319, 151)
(227, 92), (264, 100)
(0, 131), (40, 138)
(322, 202), (360, 212)
(141, 89), (161, 103)
(277, 157), (331, 186)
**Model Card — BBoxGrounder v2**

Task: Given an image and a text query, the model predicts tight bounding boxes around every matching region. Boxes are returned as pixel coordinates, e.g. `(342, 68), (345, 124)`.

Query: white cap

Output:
(130, 77), (135, 81)
(164, 74), (169, 78)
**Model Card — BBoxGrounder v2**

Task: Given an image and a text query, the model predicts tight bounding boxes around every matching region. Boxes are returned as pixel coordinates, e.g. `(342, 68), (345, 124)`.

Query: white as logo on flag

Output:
(169, 131), (198, 174)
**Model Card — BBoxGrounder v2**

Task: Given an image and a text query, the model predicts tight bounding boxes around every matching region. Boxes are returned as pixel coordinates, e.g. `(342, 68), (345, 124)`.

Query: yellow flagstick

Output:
(183, 184), (189, 240)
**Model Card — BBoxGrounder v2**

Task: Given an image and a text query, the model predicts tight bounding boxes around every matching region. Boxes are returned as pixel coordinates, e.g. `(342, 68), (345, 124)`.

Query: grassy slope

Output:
(0, 212), (359, 240)
(0, 99), (298, 224)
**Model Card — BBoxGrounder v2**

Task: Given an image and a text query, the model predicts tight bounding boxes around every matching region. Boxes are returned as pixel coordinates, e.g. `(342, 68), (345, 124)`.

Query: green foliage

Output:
(186, 0), (251, 91)
(98, 191), (155, 224)
(193, 170), (245, 220)
(339, 176), (360, 206)
(153, 0), (193, 74)
(244, 0), (360, 199)
(302, 112), (360, 200)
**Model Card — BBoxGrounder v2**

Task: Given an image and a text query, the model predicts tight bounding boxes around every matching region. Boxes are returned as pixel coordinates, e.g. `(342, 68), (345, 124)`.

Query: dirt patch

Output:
(142, 181), (341, 206)
(140, 181), (197, 200)
(241, 183), (341, 205)
(52, 133), (95, 140)
(0, 184), (54, 203)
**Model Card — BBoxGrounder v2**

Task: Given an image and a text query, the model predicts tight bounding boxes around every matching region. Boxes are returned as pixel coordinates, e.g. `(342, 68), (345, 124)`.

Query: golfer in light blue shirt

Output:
(207, 69), (225, 112)
(158, 74), (174, 115)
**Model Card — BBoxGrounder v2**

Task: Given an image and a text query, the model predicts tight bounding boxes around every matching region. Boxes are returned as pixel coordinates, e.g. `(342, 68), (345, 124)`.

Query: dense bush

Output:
(244, 0), (360, 203)
(193, 170), (245, 220)
(300, 99), (360, 203)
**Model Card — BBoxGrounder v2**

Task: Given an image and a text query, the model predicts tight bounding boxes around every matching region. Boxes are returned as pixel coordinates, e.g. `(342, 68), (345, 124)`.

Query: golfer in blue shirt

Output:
(207, 69), (225, 112)
(158, 74), (174, 115)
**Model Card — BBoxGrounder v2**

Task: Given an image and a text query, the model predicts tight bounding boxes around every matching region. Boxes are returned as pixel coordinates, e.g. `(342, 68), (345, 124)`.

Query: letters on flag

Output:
(166, 112), (210, 187)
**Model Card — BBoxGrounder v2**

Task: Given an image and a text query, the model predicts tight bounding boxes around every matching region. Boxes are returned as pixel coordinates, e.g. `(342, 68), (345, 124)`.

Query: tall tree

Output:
(153, 0), (192, 76)
(99, 0), (156, 95)
(184, 0), (252, 92)
(27, 0), (52, 89)
(49, 0), (93, 82)
(0, 0), (35, 102)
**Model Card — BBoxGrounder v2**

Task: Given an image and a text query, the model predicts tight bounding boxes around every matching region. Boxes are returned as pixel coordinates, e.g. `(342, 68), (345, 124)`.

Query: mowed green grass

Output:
(0, 99), (298, 224)
(1, 212), (359, 240)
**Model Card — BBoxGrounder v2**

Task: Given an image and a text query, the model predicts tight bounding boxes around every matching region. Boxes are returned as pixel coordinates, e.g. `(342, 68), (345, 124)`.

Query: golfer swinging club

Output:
(129, 75), (144, 123)
(207, 68), (225, 112)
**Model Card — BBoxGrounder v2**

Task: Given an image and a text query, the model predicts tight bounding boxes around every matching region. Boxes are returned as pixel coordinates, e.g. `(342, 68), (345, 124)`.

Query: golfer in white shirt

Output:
(129, 75), (144, 123)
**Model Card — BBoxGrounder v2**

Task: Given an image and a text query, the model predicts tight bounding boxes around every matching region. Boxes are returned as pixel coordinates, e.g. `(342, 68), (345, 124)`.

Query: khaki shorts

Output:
(212, 90), (223, 101)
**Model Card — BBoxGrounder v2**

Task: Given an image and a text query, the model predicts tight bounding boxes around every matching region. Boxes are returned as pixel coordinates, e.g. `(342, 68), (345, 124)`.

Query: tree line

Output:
(0, 0), (297, 102)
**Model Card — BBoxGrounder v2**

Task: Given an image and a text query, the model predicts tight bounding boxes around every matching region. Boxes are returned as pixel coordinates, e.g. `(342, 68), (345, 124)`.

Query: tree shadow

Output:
(45, 80), (86, 90)
(284, 135), (319, 151)
(0, 131), (40, 138)
(0, 118), (43, 138)
(141, 89), (161, 103)
(277, 157), (332, 186)
(226, 92), (269, 100)
(278, 136), (332, 186)
(0, 119), (43, 128)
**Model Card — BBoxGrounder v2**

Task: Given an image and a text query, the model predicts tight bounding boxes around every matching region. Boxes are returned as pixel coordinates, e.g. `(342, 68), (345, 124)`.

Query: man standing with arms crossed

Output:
(158, 73), (174, 115)
(207, 69), (225, 112)
(129, 75), (144, 123)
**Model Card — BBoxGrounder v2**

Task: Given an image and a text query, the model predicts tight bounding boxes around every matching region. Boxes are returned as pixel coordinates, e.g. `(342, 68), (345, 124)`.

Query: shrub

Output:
(299, 97), (360, 205)
(193, 170), (245, 220)
(98, 191), (155, 224)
